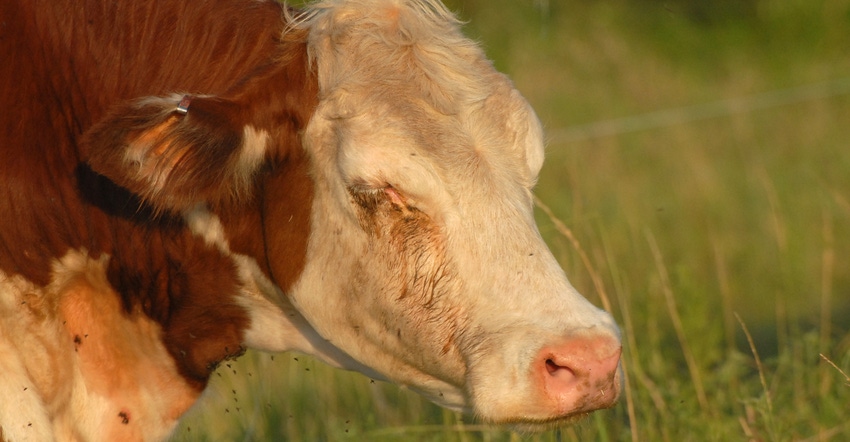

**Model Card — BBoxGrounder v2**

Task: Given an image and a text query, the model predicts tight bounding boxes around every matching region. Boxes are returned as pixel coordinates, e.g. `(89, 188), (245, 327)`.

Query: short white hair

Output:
(293, 0), (492, 115)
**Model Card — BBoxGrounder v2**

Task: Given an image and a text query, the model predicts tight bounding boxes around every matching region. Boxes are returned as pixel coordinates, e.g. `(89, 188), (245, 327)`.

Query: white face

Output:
(280, 0), (622, 427)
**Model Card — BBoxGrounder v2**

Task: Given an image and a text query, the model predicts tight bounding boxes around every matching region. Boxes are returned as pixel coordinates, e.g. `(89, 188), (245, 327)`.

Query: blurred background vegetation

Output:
(174, 0), (850, 440)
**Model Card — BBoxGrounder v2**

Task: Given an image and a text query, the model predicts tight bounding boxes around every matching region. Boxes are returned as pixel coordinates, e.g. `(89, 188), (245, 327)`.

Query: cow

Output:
(0, 0), (622, 440)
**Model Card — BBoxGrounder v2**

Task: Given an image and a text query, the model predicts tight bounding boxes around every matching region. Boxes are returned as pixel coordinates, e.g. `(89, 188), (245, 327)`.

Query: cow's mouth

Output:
(499, 411), (596, 433)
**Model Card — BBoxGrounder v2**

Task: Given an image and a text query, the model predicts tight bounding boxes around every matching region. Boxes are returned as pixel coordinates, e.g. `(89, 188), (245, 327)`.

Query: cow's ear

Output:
(84, 94), (269, 212)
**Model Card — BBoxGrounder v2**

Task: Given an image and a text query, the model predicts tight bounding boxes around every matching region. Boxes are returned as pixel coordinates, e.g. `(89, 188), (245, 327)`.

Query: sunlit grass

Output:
(174, 0), (849, 440)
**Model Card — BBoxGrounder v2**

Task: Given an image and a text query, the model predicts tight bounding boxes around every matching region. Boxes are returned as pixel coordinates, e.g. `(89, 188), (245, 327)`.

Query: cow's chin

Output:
(417, 391), (594, 432)
(497, 413), (594, 433)
(484, 369), (623, 429)
(411, 380), (611, 432)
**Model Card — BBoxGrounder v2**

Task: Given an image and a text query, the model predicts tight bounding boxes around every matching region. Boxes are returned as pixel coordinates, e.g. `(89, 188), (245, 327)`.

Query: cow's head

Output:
(84, 0), (621, 429)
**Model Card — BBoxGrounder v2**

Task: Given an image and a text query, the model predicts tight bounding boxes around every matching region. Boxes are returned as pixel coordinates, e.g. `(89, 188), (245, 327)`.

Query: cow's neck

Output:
(206, 28), (319, 301)
(209, 152), (314, 302)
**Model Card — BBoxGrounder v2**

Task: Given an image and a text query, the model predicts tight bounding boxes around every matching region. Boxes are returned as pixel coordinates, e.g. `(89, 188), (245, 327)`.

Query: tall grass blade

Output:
(645, 230), (710, 414)
(819, 354), (850, 387)
(735, 313), (776, 438)
(819, 209), (835, 397)
(599, 232), (644, 442)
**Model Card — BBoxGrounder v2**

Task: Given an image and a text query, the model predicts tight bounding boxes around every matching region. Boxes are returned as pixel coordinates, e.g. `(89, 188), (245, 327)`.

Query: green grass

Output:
(173, 0), (850, 440)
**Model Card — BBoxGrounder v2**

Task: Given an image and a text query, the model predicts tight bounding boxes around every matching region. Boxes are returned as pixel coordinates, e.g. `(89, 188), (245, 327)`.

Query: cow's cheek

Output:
(309, 230), (459, 387)
(372, 214), (468, 386)
(288, 182), (468, 393)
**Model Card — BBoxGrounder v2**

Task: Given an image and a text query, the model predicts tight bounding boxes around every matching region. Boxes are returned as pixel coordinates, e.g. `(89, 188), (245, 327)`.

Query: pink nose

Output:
(536, 335), (622, 415)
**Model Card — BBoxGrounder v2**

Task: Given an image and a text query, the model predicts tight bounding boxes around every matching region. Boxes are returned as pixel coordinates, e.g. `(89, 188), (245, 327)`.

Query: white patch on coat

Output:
(0, 274), (56, 442)
(234, 125), (270, 194)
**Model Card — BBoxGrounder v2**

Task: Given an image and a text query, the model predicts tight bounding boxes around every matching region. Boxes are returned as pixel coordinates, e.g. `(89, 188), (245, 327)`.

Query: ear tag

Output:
(176, 95), (192, 115)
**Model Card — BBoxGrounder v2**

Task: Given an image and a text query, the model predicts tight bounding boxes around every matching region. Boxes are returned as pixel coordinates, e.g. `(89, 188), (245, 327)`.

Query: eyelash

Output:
(349, 185), (408, 211)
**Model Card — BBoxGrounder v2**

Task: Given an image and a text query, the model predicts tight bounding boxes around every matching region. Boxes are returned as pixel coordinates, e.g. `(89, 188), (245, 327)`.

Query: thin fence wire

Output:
(547, 77), (850, 145)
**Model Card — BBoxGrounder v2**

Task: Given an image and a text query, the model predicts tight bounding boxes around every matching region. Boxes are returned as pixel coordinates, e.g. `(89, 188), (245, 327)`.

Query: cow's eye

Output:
(383, 186), (406, 207)
(349, 185), (383, 211)
(349, 185), (409, 212)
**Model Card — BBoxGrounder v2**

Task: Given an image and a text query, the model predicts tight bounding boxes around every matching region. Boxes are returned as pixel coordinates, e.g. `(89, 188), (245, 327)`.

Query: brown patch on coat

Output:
(100, 228), (250, 389)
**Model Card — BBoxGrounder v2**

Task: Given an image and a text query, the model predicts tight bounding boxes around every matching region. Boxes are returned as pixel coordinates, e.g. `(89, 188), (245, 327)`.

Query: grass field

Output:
(173, 0), (850, 440)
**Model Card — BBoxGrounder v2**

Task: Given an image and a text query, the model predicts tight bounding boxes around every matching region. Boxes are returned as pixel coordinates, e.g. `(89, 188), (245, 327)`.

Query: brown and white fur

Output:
(0, 0), (622, 440)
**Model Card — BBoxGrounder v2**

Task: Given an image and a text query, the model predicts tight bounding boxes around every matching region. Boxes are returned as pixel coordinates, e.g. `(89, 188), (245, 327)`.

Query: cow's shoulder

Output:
(0, 250), (202, 440)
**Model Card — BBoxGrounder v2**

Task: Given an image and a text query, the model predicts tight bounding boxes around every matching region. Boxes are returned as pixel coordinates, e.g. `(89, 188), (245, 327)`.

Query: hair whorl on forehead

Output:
(293, 0), (492, 115)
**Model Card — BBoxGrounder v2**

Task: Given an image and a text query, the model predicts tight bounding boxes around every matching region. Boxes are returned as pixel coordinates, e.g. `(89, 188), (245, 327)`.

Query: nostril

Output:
(544, 358), (557, 374)
(545, 358), (576, 380)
